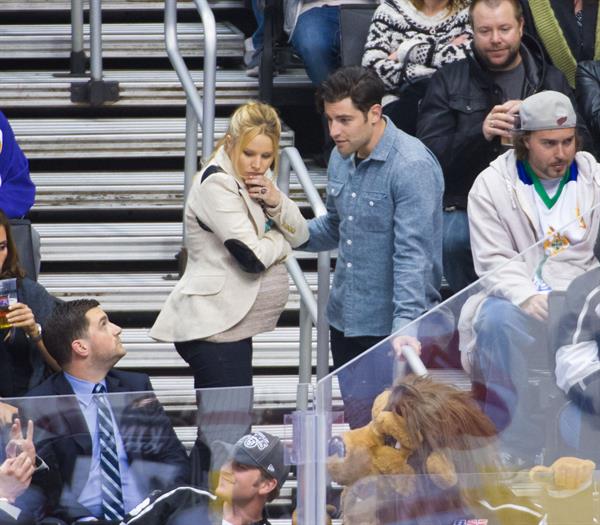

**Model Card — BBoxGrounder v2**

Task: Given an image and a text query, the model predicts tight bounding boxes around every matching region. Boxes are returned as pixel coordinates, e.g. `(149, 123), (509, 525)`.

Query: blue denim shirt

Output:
(302, 117), (443, 337)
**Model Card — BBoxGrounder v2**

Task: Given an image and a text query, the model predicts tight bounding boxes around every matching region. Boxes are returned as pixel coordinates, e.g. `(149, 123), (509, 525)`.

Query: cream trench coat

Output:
(150, 147), (309, 342)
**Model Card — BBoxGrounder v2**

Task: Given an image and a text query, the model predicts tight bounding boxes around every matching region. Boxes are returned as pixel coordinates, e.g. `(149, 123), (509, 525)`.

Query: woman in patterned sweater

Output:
(362, 0), (471, 133)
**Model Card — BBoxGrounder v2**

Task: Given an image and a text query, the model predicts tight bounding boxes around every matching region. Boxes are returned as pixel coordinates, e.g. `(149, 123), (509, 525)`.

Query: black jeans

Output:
(330, 326), (388, 429)
(175, 337), (253, 389)
(175, 338), (254, 488)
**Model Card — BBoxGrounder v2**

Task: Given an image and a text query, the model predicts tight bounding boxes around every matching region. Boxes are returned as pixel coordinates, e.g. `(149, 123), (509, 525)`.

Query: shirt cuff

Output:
(392, 317), (418, 336)
(0, 500), (21, 520)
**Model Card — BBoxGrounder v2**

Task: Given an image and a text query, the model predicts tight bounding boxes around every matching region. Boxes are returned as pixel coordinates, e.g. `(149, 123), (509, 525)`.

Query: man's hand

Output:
(520, 294), (549, 322)
(0, 402), (18, 427)
(0, 453), (35, 502)
(391, 335), (422, 361)
(6, 419), (35, 465)
(482, 100), (521, 141)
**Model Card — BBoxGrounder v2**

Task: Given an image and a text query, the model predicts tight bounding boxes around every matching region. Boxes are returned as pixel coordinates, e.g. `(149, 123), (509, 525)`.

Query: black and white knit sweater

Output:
(362, 0), (471, 91)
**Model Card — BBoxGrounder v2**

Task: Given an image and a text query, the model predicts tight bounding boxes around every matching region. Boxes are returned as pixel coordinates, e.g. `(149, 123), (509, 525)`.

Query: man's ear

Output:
(259, 476), (277, 497)
(71, 339), (88, 359)
(369, 104), (383, 124)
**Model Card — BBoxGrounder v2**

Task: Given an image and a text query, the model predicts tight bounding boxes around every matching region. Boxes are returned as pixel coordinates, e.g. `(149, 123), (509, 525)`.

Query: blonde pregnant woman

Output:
(152, 101), (308, 388)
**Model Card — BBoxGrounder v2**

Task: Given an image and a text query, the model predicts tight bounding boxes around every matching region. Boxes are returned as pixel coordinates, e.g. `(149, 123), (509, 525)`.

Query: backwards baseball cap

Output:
(229, 431), (290, 489)
(519, 91), (576, 131)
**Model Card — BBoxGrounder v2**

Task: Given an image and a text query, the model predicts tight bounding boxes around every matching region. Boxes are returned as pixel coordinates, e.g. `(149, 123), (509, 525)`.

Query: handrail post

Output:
(165, 0), (217, 254)
(316, 251), (331, 380)
(279, 147), (331, 400)
(70, 0), (86, 74)
(297, 299), (312, 411)
(195, 0), (217, 160)
(89, 0), (103, 82)
(70, 0), (119, 105)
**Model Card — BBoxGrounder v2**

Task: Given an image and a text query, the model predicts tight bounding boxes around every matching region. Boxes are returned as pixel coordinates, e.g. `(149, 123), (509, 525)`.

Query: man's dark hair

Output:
(513, 130), (581, 161)
(316, 66), (385, 115)
(43, 299), (100, 366)
(469, 0), (523, 24)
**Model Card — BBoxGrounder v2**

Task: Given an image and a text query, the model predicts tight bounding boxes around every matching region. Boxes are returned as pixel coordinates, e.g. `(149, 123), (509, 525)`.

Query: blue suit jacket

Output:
(18, 370), (190, 523)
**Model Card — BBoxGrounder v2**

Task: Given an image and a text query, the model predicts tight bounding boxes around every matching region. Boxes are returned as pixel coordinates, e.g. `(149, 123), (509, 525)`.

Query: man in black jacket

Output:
(417, 0), (589, 294)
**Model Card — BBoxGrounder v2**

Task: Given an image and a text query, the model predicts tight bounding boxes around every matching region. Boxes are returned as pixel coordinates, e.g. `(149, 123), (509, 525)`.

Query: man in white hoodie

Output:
(462, 90), (600, 467)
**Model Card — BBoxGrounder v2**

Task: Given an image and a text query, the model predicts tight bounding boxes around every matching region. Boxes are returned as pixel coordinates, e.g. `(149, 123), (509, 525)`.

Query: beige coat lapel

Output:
(215, 146), (268, 237)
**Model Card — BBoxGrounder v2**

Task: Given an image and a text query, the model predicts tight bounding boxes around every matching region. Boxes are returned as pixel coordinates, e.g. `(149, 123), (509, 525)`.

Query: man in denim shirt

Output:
(302, 66), (443, 427)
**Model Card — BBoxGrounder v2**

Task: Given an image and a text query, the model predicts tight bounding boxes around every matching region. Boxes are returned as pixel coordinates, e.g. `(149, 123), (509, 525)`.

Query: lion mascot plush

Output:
(327, 375), (499, 524)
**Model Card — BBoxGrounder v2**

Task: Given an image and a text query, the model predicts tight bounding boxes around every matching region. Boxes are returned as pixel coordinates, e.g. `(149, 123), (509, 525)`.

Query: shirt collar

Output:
(352, 116), (395, 164)
(63, 372), (106, 408)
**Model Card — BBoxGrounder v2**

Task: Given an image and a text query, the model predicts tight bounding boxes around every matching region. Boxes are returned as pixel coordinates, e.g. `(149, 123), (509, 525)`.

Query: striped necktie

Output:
(93, 383), (125, 522)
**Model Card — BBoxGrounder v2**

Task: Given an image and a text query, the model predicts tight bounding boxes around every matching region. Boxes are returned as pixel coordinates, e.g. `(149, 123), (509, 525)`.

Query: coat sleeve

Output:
(188, 173), (291, 273)
(264, 192), (309, 248)
(576, 60), (600, 154)
(362, 3), (421, 90)
(0, 112), (34, 219)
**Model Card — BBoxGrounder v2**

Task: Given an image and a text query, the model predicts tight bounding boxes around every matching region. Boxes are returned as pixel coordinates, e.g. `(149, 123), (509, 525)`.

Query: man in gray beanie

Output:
(459, 90), (600, 468)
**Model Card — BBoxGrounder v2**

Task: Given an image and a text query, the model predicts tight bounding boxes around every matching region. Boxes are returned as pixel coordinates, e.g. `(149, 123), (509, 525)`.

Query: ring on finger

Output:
(261, 187), (267, 195)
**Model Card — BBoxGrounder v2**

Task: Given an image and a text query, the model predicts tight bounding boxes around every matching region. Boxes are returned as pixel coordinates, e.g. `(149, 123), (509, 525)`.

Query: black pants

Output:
(330, 326), (388, 429)
(175, 338), (254, 488)
(175, 337), (253, 389)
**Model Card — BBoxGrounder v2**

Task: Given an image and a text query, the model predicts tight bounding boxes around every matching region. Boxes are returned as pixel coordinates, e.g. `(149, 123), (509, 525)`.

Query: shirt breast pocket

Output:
(327, 181), (345, 213)
(448, 95), (488, 120)
(359, 191), (392, 232)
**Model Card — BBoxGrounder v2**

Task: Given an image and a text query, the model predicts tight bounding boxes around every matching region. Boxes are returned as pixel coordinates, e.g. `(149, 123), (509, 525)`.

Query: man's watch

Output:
(26, 323), (43, 343)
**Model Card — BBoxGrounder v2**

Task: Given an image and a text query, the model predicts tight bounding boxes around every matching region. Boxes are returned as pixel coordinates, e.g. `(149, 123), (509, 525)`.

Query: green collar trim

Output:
(523, 160), (570, 209)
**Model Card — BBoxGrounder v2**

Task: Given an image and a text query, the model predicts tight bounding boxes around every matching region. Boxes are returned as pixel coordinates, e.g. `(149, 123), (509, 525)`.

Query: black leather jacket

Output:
(577, 60), (600, 153)
(417, 40), (589, 208)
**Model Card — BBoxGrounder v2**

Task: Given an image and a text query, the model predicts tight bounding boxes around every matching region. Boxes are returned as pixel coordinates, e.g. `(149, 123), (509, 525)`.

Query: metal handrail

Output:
(279, 147), (331, 411)
(69, 0), (103, 79)
(164, 0), (217, 220)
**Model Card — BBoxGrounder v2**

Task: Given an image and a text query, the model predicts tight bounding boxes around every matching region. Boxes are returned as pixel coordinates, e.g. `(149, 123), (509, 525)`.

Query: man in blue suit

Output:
(20, 299), (190, 524)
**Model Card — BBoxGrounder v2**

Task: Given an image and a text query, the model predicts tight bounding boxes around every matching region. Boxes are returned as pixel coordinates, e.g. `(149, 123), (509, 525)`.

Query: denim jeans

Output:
(291, 6), (341, 86)
(473, 297), (552, 461)
(442, 209), (478, 294)
(251, 0), (264, 52)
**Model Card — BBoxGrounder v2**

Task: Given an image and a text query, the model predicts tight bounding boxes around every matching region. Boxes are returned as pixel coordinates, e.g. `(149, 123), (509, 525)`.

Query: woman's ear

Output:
(224, 134), (233, 153)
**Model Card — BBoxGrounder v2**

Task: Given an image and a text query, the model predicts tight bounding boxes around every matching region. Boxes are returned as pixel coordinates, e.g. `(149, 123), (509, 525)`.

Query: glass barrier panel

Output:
(0, 384), (293, 524)
(301, 202), (600, 524)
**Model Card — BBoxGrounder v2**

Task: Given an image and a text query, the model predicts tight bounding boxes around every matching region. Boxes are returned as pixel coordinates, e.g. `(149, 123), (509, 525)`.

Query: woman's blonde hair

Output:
(409, 0), (469, 14)
(210, 101), (282, 175)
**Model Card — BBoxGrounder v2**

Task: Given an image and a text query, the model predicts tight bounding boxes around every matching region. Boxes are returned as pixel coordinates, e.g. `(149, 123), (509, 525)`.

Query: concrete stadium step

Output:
(12, 118), (294, 159)
(119, 327), (322, 369)
(0, 70), (311, 108)
(35, 223), (330, 261)
(38, 271), (327, 312)
(14, 0), (243, 10)
(31, 168), (326, 210)
(0, 22), (243, 59)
